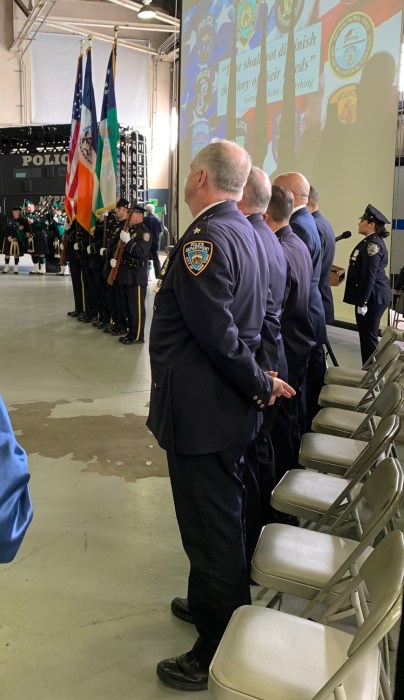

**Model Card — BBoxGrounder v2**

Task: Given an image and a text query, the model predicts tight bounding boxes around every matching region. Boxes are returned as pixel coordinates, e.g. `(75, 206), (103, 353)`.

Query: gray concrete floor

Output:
(0, 262), (397, 699)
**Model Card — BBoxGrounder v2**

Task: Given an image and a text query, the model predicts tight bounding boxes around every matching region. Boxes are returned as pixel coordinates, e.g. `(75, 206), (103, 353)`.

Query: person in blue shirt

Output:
(0, 395), (33, 563)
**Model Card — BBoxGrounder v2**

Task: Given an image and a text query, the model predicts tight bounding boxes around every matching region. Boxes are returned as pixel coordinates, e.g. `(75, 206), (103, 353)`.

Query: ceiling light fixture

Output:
(138, 1), (157, 20)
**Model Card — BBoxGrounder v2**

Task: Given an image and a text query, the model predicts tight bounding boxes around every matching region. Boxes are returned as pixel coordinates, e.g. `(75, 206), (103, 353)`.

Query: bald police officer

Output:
(147, 140), (295, 692)
(343, 204), (392, 364)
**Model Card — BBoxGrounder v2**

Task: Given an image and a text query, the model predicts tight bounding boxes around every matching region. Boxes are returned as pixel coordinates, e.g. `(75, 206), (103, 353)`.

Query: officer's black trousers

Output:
(243, 405), (279, 563)
(69, 258), (84, 313)
(120, 283), (146, 340)
(150, 248), (161, 278)
(167, 447), (251, 667)
(271, 362), (309, 476)
(303, 343), (326, 432)
(355, 303), (388, 365)
(78, 257), (97, 318)
(92, 268), (110, 323)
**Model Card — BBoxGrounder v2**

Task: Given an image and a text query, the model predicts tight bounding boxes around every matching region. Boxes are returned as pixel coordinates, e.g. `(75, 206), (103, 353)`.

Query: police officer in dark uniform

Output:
(87, 213), (112, 328)
(307, 185), (336, 324)
(73, 224), (97, 322)
(147, 140), (295, 692)
(343, 204), (392, 365)
(64, 221), (85, 318)
(111, 203), (151, 344)
(102, 198), (129, 336)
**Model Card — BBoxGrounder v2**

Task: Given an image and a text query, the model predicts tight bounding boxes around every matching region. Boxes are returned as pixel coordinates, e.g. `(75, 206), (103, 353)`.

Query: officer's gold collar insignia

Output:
(193, 226), (201, 234)
(183, 240), (213, 276)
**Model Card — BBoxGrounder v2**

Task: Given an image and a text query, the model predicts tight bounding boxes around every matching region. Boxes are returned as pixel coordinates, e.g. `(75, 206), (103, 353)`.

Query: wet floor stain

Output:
(9, 400), (168, 481)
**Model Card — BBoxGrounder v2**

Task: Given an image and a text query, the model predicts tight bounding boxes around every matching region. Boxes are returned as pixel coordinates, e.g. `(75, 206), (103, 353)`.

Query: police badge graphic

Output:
(275, 0), (304, 32)
(329, 13), (374, 79)
(183, 240), (213, 276)
(198, 15), (214, 64)
(195, 68), (211, 118)
(236, 0), (260, 46)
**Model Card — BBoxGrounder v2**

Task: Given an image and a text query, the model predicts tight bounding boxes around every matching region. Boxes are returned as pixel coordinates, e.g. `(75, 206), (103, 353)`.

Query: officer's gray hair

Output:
(242, 166), (271, 213)
(193, 139), (252, 200)
(267, 185), (294, 223)
(308, 185), (320, 206)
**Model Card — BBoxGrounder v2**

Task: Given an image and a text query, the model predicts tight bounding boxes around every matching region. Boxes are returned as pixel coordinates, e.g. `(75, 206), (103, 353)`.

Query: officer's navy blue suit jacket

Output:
(275, 225), (316, 383)
(147, 201), (273, 455)
(289, 206), (327, 345)
(0, 395), (33, 563)
(247, 213), (288, 380)
(312, 209), (336, 324)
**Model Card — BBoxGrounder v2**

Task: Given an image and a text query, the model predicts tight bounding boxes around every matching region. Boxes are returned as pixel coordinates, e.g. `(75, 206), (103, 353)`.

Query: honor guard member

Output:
(143, 203), (163, 278)
(147, 140), (295, 692)
(237, 167), (288, 561)
(273, 172), (327, 430)
(343, 204), (392, 364)
(73, 224), (97, 323)
(102, 198), (129, 335)
(87, 213), (111, 328)
(24, 200), (48, 275)
(2, 206), (26, 274)
(64, 221), (85, 318)
(111, 202), (151, 344)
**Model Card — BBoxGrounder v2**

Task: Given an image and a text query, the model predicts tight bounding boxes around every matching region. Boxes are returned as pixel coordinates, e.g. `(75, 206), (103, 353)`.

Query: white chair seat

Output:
(299, 433), (366, 473)
(325, 366), (367, 387)
(312, 407), (380, 437)
(209, 605), (380, 700)
(319, 384), (369, 410)
(251, 523), (372, 595)
(271, 470), (361, 521)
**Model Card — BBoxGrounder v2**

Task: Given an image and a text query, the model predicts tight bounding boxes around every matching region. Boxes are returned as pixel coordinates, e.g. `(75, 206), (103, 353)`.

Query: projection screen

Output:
(179, 0), (403, 322)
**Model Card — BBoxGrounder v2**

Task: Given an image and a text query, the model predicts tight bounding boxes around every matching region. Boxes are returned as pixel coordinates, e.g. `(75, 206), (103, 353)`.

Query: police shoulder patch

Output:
(183, 240), (213, 276)
(143, 231), (150, 241)
(367, 242), (380, 256)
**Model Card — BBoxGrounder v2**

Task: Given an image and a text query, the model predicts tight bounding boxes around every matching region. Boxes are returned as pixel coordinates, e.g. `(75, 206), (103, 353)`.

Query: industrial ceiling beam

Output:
(105, 0), (180, 28)
(45, 20), (158, 55)
(49, 16), (174, 33)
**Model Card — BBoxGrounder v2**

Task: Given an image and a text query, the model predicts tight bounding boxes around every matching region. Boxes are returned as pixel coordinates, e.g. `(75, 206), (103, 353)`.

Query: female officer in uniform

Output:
(343, 204), (391, 364)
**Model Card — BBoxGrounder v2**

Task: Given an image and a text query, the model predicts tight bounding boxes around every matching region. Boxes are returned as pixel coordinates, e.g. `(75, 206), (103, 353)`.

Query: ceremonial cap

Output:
(360, 204), (390, 225)
(116, 197), (129, 208)
(52, 202), (60, 209)
(11, 205), (22, 211)
(130, 201), (146, 213)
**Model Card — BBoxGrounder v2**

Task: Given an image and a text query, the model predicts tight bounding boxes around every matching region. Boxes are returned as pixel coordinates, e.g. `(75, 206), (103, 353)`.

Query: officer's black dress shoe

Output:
(156, 651), (208, 691)
(67, 310), (80, 317)
(134, 338), (145, 344)
(76, 312), (86, 320)
(110, 326), (126, 336)
(171, 597), (194, 624)
(121, 335), (136, 345)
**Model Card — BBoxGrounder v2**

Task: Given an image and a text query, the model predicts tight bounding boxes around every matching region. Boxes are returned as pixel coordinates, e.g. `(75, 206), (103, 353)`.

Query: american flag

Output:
(64, 51), (83, 223)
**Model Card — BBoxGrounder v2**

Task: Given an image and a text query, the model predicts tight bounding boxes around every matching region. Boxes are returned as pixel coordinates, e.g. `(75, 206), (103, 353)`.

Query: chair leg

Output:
(256, 586), (270, 600)
(266, 592), (283, 610)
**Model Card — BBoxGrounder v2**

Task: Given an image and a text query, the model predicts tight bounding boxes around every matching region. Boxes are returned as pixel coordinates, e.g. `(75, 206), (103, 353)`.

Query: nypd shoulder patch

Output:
(143, 232), (150, 242)
(183, 240), (213, 276)
(367, 243), (380, 256)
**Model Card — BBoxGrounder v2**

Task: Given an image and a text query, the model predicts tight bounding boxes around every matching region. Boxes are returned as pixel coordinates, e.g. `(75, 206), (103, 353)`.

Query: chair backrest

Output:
(313, 531), (404, 700)
(344, 415), (400, 480)
(362, 326), (397, 370)
(329, 456), (402, 540)
(353, 382), (403, 438)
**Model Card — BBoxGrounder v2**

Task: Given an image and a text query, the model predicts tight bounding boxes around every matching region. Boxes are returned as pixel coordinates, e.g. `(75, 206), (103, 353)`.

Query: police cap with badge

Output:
(129, 201), (146, 214)
(116, 197), (129, 209)
(360, 204), (390, 233)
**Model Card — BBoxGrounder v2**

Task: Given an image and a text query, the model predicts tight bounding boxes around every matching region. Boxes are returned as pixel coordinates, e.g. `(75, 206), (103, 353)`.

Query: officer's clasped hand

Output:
(110, 258), (117, 268)
(100, 247), (106, 256)
(357, 305), (368, 316)
(73, 242), (79, 250)
(120, 230), (130, 244)
(86, 245), (91, 254)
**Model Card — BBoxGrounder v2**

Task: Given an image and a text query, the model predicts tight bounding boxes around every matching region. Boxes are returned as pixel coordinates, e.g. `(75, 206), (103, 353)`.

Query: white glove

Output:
(120, 230), (130, 244)
(100, 247), (106, 256)
(73, 242), (79, 250)
(60, 243), (64, 251)
(357, 305), (368, 316)
(110, 258), (117, 268)
(86, 245), (91, 254)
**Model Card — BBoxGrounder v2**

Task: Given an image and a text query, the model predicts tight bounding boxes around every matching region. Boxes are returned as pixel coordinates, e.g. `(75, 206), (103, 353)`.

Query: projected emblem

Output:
(192, 120), (210, 158)
(80, 125), (93, 165)
(329, 13), (374, 79)
(236, 0), (260, 46)
(275, 0), (304, 32)
(198, 15), (214, 64)
(195, 68), (211, 118)
(235, 119), (248, 148)
(183, 240), (213, 276)
(330, 85), (358, 124)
